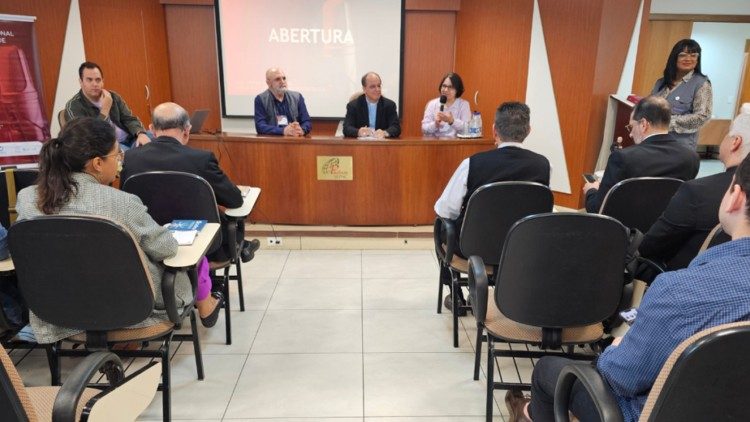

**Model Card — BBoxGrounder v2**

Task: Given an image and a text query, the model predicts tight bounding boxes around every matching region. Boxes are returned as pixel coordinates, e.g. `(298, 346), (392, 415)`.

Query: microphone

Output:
(439, 95), (447, 112)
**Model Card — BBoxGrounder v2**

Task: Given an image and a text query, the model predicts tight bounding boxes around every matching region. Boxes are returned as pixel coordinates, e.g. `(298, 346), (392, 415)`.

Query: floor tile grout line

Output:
(219, 249), (289, 420)
(360, 248), (366, 419)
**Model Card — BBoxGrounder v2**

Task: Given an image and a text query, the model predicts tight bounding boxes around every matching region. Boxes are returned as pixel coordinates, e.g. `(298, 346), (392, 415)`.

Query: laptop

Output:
(189, 109), (210, 134)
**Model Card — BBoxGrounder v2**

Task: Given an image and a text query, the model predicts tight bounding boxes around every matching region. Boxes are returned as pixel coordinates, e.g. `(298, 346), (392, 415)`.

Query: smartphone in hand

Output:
(583, 174), (597, 183)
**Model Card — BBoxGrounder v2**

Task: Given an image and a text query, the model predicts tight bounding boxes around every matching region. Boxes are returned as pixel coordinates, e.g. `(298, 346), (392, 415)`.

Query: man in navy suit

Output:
(343, 72), (401, 138)
(583, 96), (700, 213)
(121, 102), (259, 263)
(639, 104), (750, 270)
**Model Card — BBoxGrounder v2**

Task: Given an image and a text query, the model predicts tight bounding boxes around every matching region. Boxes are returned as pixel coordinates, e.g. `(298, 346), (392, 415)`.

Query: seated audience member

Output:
(65, 62), (150, 150)
(343, 72), (401, 139)
(640, 103), (750, 270)
(434, 101), (550, 310)
(15, 118), (224, 342)
(583, 95), (700, 213)
(0, 224), (8, 260)
(254, 68), (311, 136)
(421, 72), (471, 138)
(120, 102), (260, 264)
(507, 154), (750, 422)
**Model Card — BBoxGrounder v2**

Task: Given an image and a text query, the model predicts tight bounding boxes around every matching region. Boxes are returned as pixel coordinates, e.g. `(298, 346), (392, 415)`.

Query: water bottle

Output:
(469, 111), (481, 137)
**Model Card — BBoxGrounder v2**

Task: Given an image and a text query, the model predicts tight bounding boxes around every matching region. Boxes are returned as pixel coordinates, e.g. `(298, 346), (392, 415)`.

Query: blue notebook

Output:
(168, 219), (207, 231)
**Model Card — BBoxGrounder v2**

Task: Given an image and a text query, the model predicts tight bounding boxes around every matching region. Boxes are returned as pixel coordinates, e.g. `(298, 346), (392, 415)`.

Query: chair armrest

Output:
(160, 269), (194, 325)
(52, 352), (123, 422)
(467, 256), (488, 324)
(637, 256), (666, 274)
(433, 217), (457, 265)
(553, 362), (624, 422)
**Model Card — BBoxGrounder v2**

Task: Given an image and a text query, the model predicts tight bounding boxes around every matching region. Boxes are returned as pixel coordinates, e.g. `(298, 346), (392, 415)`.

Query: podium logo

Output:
(317, 156), (353, 181)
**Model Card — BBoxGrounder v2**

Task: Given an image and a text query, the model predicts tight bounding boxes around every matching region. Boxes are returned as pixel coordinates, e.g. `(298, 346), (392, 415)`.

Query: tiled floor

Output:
(13, 249), (522, 421)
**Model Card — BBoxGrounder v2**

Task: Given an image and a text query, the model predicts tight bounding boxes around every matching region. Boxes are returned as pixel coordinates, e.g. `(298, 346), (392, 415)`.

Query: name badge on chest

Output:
(277, 115), (289, 126)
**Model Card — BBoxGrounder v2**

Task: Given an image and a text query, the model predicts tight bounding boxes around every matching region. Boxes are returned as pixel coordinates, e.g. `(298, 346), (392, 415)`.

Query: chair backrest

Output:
(9, 216), (155, 332)
(599, 177), (683, 233)
(58, 109), (68, 128)
(495, 213), (629, 328)
(641, 321), (750, 421)
(460, 181), (553, 264)
(699, 223), (731, 253)
(121, 171), (222, 253)
(0, 169), (38, 227)
(0, 344), (34, 421)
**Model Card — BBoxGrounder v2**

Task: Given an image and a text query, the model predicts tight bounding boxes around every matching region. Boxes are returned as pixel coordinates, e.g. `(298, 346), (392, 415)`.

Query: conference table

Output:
(190, 134), (495, 225)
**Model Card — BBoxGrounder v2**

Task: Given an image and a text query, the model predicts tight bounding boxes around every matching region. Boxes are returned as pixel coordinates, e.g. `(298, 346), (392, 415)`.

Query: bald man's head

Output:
(151, 102), (191, 143)
(266, 68), (288, 97)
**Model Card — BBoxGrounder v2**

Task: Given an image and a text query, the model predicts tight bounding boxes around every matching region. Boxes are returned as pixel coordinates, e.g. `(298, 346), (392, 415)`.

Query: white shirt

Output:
(434, 142), (525, 219)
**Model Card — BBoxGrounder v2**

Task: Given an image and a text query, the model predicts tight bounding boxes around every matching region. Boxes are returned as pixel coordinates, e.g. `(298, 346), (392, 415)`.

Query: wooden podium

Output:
(595, 95), (635, 171)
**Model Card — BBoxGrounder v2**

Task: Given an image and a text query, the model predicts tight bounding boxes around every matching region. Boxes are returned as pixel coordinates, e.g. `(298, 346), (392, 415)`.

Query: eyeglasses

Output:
(625, 123), (633, 133)
(677, 52), (699, 60)
(440, 84), (455, 90)
(103, 150), (124, 163)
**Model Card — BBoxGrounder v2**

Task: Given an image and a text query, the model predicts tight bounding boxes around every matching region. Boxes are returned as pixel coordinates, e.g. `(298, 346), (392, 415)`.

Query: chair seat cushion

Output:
(441, 244), (495, 275)
(484, 288), (603, 344)
(27, 386), (100, 420)
(68, 321), (174, 343)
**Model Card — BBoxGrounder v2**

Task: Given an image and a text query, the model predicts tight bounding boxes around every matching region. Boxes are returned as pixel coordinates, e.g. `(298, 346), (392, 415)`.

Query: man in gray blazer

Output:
(254, 68), (312, 136)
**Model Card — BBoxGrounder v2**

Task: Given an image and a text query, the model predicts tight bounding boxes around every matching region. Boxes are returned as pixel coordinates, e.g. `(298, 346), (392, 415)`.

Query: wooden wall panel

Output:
(0, 0), (71, 119)
(454, 0), (534, 131)
(538, 0), (640, 208)
(79, 0), (172, 127)
(405, 0), (461, 11)
(631, 20), (693, 97)
(401, 11), (456, 137)
(538, 0), (600, 208)
(584, 1), (641, 181)
(164, 4), (221, 132)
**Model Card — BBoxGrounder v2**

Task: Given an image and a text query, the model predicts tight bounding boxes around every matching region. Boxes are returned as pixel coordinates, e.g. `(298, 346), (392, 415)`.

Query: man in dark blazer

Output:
(343, 72), (401, 138)
(639, 105), (750, 270)
(121, 102), (259, 263)
(584, 96), (700, 213)
(434, 101), (550, 312)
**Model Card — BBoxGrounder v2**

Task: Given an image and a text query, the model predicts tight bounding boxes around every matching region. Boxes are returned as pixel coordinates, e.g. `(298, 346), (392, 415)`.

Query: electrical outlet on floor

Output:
(267, 237), (283, 246)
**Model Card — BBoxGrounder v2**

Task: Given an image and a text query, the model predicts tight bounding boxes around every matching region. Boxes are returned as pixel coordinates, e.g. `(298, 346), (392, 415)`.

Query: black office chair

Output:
(0, 168), (39, 228)
(598, 177), (684, 234)
(467, 213), (629, 421)
(1, 344), (160, 421)
(8, 215), (204, 422)
(434, 181), (554, 347)
(554, 321), (750, 422)
(699, 223), (731, 251)
(122, 170), (236, 344)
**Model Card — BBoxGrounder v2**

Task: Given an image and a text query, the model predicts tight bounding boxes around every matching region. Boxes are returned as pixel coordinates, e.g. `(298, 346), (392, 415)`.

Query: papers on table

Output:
(171, 230), (198, 246)
(166, 220), (207, 245)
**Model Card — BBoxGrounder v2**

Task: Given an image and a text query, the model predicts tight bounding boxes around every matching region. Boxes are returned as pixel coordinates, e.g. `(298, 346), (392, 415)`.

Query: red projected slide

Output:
(217, 0), (403, 118)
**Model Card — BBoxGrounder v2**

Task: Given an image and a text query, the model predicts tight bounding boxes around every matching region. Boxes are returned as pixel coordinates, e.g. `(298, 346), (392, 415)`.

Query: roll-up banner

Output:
(0, 14), (48, 166)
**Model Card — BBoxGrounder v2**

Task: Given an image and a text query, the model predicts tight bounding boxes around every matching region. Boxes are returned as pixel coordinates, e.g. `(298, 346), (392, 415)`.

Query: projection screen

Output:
(215, 0), (404, 119)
